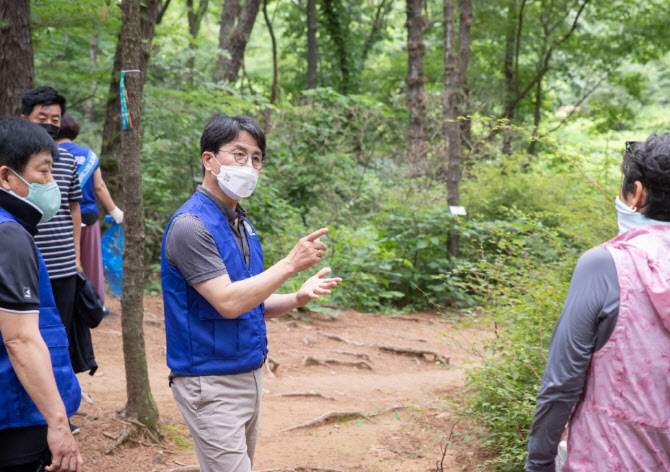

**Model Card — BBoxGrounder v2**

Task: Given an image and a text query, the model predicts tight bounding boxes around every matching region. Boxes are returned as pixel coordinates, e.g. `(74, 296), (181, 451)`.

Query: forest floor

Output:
(75, 295), (495, 472)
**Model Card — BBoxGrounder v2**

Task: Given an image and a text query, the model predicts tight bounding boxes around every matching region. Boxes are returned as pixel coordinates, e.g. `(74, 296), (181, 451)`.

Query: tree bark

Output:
(406, 0), (427, 165)
(100, 0), (168, 192)
(217, 0), (261, 83)
(321, 0), (352, 94)
(443, 0), (472, 257)
(85, 34), (99, 123)
(119, 0), (159, 431)
(305, 0), (318, 90)
(0, 0), (34, 116)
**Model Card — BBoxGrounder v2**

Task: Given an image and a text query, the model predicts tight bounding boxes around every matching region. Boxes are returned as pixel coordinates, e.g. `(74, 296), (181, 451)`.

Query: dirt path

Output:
(74, 296), (493, 472)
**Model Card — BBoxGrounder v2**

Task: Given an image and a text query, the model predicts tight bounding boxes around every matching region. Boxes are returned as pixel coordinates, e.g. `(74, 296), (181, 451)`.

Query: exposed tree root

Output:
(317, 332), (366, 346)
(372, 343), (449, 365)
(126, 418), (162, 444)
(282, 411), (369, 432)
(302, 355), (373, 371)
(317, 332), (448, 365)
(333, 350), (370, 361)
(274, 391), (336, 401)
(266, 356), (280, 378)
(104, 428), (132, 455)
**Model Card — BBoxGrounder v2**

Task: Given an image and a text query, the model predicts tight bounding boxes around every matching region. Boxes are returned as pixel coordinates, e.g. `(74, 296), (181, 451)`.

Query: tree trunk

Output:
(186, 0), (209, 84)
(85, 34), (99, 123)
(321, 0), (352, 94)
(528, 77), (542, 154)
(406, 0), (427, 166)
(443, 0), (472, 258)
(100, 0), (168, 193)
(217, 0), (261, 83)
(263, 0), (278, 104)
(119, 0), (159, 431)
(0, 0), (34, 116)
(305, 0), (318, 90)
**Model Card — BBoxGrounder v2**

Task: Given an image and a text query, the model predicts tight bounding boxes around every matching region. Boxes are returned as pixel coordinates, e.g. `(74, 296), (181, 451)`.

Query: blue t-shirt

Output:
(58, 142), (98, 215)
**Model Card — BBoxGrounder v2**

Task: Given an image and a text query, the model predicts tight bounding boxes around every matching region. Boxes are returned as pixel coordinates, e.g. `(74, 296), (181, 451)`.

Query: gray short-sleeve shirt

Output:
(164, 186), (250, 285)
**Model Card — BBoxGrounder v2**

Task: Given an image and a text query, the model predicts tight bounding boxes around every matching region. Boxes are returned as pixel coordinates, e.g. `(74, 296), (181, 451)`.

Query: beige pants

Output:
(171, 369), (263, 472)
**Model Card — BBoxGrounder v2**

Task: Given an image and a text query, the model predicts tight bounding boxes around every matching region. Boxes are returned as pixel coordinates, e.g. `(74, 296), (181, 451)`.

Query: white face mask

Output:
(615, 195), (670, 235)
(212, 158), (259, 200)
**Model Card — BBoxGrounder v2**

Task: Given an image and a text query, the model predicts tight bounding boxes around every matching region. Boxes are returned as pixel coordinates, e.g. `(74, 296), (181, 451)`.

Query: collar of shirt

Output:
(0, 188), (42, 235)
(196, 185), (248, 225)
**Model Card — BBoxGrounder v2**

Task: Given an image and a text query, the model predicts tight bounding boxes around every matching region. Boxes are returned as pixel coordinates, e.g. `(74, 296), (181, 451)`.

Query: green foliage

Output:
(462, 220), (576, 471)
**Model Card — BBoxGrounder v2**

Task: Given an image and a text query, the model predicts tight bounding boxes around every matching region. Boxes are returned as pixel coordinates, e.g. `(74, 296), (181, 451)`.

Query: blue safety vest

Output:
(161, 192), (268, 376)
(0, 209), (81, 429)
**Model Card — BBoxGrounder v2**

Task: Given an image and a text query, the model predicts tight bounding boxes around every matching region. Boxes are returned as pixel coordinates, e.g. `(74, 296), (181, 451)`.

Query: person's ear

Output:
(631, 181), (648, 211)
(0, 166), (13, 191)
(202, 151), (216, 174)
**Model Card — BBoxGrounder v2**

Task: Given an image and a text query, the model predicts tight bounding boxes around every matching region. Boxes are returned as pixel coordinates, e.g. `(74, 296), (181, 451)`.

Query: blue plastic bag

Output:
(101, 215), (124, 297)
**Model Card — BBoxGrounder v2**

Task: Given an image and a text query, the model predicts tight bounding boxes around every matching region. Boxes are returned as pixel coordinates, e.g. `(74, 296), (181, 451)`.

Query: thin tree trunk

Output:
(186, 0), (209, 84)
(0, 0), (34, 116)
(305, 0), (318, 90)
(119, 0), (159, 431)
(528, 77), (542, 154)
(406, 0), (427, 166)
(321, 0), (352, 94)
(443, 0), (472, 257)
(85, 34), (99, 123)
(263, 0), (278, 104)
(218, 0), (261, 83)
(100, 0), (168, 192)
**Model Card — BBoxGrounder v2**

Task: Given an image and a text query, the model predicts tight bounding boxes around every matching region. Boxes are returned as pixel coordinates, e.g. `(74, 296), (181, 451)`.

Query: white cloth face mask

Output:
(212, 159), (259, 200)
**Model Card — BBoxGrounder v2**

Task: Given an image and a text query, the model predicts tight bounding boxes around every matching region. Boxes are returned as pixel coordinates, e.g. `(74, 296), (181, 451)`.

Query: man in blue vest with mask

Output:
(0, 116), (83, 472)
(162, 115), (341, 472)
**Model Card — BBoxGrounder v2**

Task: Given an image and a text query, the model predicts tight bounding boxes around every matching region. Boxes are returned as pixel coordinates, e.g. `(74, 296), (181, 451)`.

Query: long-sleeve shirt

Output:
(526, 246), (620, 472)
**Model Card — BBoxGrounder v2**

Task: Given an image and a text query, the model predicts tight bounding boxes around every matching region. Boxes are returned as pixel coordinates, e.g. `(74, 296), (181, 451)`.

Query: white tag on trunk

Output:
(449, 206), (467, 216)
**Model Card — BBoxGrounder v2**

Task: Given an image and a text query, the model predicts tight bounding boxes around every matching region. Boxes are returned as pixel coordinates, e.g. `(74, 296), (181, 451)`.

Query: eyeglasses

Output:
(217, 150), (264, 170)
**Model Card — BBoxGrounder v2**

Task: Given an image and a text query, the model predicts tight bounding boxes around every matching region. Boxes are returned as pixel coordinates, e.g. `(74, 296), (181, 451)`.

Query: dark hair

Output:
(21, 86), (67, 117)
(622, 133), (670, 221)
(57, 113), (80, 140)
(200, 115), (266, 173)
(0, 116), (58, 173)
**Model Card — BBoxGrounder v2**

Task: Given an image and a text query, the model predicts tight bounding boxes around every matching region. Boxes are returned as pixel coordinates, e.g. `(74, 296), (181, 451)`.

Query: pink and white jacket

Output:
(565, 225), (670, 471)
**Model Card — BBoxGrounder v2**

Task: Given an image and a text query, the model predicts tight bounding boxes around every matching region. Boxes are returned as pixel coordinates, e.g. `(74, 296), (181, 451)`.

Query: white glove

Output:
(109, 207), (124, 224)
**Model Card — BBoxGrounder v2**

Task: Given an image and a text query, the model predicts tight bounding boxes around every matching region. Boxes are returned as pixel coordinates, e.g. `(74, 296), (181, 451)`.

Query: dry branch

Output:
(302, 355), (373, 371)
(372, 344), (449, 365)
(282, 411), (368, 432)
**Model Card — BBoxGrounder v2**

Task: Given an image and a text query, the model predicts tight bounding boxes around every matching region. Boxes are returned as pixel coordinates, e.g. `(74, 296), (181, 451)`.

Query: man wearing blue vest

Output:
(162, 115), (341, 472)
(0, 116), (83, 472)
